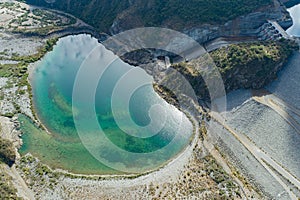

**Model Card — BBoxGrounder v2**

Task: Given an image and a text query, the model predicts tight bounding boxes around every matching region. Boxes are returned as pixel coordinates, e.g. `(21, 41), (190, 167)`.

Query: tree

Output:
(0, 138), (16, 167)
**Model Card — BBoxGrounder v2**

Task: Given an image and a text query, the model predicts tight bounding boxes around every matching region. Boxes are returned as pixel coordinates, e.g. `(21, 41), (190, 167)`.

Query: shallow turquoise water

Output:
(20, 34), (193, 174)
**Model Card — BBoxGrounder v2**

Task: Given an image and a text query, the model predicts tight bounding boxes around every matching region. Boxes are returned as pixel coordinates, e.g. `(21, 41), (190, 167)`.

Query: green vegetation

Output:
(0, 38), (58, 118)
(1, 1), (76, 36)
(12, 26), (61, 36)
(0, 63), (27, 79)
(211, 40), (297, 74)
(0, 37), (58, 87)
(204, 155), (229, 184)
(10, 38), (58, 63)
(0, 2), (15, 8)
(25, 0), (129, 32)
(24, 0), (272, 31)
(203, 155), (241, 198)
(153, 83), (179, 107)
(31, 9), (76, 27)
(0, 166), (21, 200)
(0, 138), (16, 167)
(210, 39), (298, 90)
(138, 0), (272, 28)
(170, 40), (298, 99)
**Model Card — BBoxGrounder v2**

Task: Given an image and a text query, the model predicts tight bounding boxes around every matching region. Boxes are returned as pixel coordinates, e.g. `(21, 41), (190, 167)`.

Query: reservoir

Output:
(19, 34), (193, 175)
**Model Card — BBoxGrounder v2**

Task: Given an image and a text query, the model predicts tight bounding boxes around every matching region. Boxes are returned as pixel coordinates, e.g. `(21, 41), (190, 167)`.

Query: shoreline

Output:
(21, 26), (299, 180)
(25, 65), (200, 178)
(1, 0), (298, 197)
(38, 112), (199, 180)
(23, 34), (200, 178)
(26, 61), (52, 135)
(2, 1), (297, 198)
(17, 114), (203, 199)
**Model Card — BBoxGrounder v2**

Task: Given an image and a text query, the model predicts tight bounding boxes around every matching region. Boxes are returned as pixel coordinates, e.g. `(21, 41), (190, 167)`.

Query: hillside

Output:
(24, 0), (272, 32)
(167, 40), (298, 100)
(210, 39), (298, 91)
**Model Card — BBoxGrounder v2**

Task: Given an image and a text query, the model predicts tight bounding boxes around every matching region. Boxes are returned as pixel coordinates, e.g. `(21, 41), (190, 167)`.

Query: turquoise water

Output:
(20, 34), (193, 174)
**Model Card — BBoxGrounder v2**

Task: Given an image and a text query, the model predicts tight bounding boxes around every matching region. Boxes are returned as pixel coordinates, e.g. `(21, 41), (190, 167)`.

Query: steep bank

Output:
(156, 40), (298, 101)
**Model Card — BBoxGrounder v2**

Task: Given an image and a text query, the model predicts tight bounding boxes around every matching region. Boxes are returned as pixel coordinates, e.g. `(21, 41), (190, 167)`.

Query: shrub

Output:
(0, 138), (16, 167)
